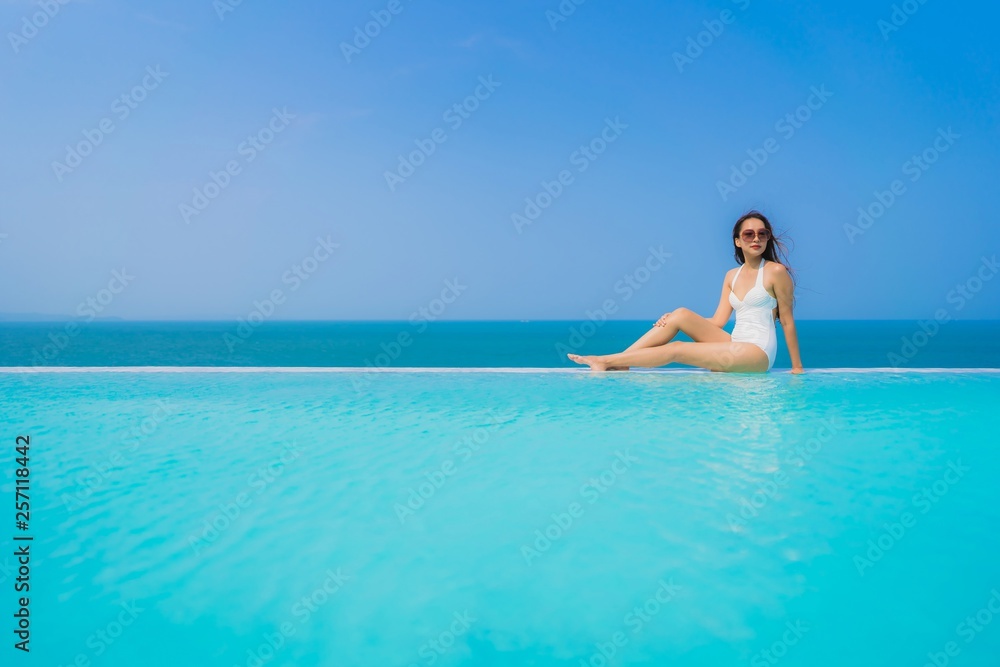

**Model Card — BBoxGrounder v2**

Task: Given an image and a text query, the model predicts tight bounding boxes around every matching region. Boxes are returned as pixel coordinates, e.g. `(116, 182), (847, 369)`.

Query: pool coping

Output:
(1, 367), (999, 374)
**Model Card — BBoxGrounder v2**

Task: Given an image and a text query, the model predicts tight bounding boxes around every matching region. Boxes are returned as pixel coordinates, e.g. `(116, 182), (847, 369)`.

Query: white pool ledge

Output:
(1, 366), (998, 374)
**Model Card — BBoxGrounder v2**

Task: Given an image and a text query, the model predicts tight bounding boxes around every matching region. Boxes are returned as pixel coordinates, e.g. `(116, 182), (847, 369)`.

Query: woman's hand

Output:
(655, 312), (671, 327)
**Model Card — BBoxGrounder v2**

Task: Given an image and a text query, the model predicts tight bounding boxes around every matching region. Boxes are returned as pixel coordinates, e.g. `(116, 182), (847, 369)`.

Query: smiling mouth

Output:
(751, 244), (761, 249)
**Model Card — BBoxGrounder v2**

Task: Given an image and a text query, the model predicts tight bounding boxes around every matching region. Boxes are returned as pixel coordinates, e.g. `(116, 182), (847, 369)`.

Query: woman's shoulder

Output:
(764, 260), (791, 290)
(766, 260), (788, 275)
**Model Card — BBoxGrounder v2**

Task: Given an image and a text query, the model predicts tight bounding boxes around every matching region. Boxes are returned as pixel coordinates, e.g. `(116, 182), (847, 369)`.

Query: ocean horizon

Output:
(2, 320), (998, 369)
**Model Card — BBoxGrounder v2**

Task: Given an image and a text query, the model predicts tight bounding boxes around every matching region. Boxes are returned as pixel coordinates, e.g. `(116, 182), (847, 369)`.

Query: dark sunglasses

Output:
(740, 229), (771, 242)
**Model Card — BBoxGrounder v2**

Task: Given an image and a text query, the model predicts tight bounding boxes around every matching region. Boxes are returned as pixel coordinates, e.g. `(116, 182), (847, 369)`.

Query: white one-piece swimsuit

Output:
(728, 258), (778, 371)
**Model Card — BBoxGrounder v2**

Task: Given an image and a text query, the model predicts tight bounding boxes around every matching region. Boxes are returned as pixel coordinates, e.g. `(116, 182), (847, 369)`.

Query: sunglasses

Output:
(740, 229), (771, 242)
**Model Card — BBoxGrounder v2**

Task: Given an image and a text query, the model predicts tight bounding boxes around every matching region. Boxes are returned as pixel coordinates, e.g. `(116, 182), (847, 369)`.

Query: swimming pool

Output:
(3, 368), (999, 666)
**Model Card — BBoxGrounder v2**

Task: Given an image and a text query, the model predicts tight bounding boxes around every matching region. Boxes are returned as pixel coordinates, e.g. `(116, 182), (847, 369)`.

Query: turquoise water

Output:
(2, 320), (999, 368)
(2, 369), (999, 666)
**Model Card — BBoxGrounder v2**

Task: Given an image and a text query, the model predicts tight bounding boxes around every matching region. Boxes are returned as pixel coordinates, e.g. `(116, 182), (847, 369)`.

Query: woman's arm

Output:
(654, 270), (734, 329)
(772, 264), (804, 373)
(710, 270), (735, 328)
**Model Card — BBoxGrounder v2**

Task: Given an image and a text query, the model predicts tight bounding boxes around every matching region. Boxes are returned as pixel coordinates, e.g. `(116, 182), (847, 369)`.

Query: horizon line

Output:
(2, 318), (1000, 324)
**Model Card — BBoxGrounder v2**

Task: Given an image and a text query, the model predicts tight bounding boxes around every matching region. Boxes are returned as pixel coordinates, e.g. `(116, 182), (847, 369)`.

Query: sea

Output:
(1, 320), (998, 368)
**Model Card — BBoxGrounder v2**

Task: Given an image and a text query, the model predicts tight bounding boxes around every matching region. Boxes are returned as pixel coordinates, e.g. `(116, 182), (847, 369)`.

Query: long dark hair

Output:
(731, 210), (794, 319)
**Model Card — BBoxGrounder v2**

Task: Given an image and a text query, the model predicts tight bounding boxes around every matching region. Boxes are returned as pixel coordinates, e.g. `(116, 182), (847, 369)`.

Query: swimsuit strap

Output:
(731, 263), (744, 290)
(755, 258), (766, 288)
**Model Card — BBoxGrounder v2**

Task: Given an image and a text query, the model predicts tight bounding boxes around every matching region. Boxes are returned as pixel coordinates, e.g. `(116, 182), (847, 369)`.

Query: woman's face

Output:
(736, 218), (769, 258)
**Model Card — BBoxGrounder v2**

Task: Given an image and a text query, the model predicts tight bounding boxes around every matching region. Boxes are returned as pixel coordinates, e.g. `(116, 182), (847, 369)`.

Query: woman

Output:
(568, 211), (804, 373)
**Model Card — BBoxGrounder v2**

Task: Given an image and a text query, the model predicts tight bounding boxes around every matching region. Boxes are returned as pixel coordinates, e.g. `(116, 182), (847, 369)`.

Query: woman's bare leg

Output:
(569, 341), (769, 373)
(603, 308), (732, 370)
(625, 308), (731, 350)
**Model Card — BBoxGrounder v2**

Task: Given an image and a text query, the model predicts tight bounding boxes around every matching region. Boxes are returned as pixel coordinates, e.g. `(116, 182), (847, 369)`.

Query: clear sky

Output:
(1, 0), (998, 320)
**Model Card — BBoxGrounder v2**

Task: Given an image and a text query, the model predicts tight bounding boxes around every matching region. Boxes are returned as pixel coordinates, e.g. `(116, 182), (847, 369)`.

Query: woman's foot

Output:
(567, 353), (610, 372)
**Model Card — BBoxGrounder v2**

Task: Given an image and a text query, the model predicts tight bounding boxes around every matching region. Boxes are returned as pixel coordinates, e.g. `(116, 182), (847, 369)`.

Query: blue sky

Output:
(1, 0), (998, 320)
